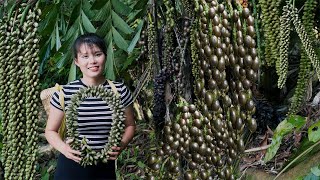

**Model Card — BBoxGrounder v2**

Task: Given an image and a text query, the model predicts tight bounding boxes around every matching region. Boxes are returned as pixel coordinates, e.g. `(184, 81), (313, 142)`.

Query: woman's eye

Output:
(82, 55), (88, 58)
(96, 53), (102, 57)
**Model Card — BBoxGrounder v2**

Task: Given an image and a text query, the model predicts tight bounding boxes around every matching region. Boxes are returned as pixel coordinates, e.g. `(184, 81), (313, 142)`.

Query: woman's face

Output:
(75, 43), (106, 79)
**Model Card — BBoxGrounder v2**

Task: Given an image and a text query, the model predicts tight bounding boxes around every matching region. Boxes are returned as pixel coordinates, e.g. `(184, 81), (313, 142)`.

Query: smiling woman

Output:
(45, 33), (136, 180)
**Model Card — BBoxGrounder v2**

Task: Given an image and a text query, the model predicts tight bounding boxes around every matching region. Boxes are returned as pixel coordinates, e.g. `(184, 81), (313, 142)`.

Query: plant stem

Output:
(274, 140), (320, 179)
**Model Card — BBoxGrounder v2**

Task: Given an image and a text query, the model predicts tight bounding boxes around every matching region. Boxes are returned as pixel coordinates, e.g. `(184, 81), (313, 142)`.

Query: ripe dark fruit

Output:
(242, 8), (250, 19)
(248, 118), (257, 132)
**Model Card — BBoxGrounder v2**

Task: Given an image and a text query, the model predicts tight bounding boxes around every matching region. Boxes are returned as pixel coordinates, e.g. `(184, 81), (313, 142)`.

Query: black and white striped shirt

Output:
(50, 79), (133, 150)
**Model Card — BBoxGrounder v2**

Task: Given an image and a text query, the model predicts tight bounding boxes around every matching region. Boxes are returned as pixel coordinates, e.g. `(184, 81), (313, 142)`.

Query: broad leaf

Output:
(64, 17), (80, 42)
(68, 61), (77, 83)
(56, 51), (71, 69)
(38, 4), (58, 36)
(127, 20), (144, 53)
(112, 10), (133, 34)
(308, 120), (320, 142)
(92, 1), (111, 21)
(112, 26), (128, 51)
(287, 115), (306, 129)
(96, 15), (112, 37)
(111, 0), (131, 16)
(81, 10), (96, 33)
(106, 41), (115, 80)
(91, 0), (107, 10)
(68, 1), (81, 26)
(127, 9), (142, 23)
(264, 115), (306, 162)
(105, 30), (113, 48)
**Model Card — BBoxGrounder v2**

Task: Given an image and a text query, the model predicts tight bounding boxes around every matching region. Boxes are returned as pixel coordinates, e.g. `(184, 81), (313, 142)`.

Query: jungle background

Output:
(0, 0), (319, 179)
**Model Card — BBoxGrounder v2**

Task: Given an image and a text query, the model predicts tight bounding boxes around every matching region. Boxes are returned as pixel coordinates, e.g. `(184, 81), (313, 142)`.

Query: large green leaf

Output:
(64, 17), (81, 44)
(81, 10), (96, 33)
(92, 1), (111, 21)
(68, 61), (77, 83)
(106, 41), (115, 80)
(111, 0), (131, 16)
(68, 1), (81, 26)
(264, 115), (306, 162)
(112, 26), (128, 51)
(127, 20), (144, 53)
(91, 0), (107, 10)
(105, 30), (113, 48)
(308, 120), (320, 142)
(111, 10), (133, 34)
(96, 15), (112, 36)
(38, 4), (58, 36)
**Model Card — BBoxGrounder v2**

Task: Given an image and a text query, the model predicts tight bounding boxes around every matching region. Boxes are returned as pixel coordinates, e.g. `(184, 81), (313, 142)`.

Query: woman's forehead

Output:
(78, 43), (102, 53)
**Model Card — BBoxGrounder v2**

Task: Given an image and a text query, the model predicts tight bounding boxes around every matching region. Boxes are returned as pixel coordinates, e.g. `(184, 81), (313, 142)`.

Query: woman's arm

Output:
(109, 104), (136, 160)
(45, 105), (81, 163)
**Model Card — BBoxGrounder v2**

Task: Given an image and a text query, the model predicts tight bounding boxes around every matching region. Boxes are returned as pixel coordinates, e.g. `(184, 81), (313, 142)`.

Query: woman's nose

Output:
(89, 56), (97, 63)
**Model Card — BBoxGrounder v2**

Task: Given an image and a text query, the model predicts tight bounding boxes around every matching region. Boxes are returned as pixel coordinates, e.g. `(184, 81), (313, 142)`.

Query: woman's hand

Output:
(108, 146), (123, 160)
(61, 138), (82, 163)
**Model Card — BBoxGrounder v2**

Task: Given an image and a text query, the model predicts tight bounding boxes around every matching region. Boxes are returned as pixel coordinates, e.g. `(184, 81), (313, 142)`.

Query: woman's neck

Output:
(81, 76), (106, 86)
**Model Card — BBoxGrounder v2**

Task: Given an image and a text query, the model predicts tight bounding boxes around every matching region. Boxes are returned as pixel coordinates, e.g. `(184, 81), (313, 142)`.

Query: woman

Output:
(45, 33), (135, 180)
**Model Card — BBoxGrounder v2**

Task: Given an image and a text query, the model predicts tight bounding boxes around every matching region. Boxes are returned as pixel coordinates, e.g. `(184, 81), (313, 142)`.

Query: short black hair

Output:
(72, 33), (107, 58)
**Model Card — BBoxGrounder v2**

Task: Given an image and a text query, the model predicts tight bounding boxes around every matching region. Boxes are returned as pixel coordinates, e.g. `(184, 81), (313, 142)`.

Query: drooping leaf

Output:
(68, 1), (81, 26)
(308, 120), (320, 142)
(81, 0), (95, 19)
(264, 115), (306, 162)
(111, 0), (131, 16)
(64, 17), (81, 42)
(68, 61), (77, 83)
(112, 26), (128, 51)
(105, 30), (113, 48)
(106, 41), (115, 80)
(55, 22), (61, 51)
(127, 20), (144, 53)
(127, 9), (142, 23)
(81, 10), (96, 33)
(91, 0), (107, 10)
(96, 15), (112, 37)
(111, 10), (133, 34)
(92, 1), (111, 21)
(38, 4), (58, 36)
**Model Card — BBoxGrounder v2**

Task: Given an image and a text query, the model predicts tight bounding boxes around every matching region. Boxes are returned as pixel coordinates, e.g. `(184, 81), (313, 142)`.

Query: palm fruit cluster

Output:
(258, 0), (282, 66)
(138, 30), (147, 56)
(66, 85), (125, 166)
(163, 0), (175, 30)
(277, 4), (292, 89)
(289, 0), (318, 114)
(145, 0), (259, 178)
(191, 0), (258, 178)
(0, 2), (41, 179)
(153, 68), (171, 133)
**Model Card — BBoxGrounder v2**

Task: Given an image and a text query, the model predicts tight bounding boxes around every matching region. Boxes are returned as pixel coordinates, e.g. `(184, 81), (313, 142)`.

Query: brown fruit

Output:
(247, 15), (254, 26)
(247, 25), (255, 36)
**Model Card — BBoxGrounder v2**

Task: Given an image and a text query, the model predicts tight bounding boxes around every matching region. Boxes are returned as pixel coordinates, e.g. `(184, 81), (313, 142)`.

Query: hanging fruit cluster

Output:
(258, 0), (282, 66)
(289, 0), (318, 114)
(146, 0), (259, 179)
(0, 2), (41, 179)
